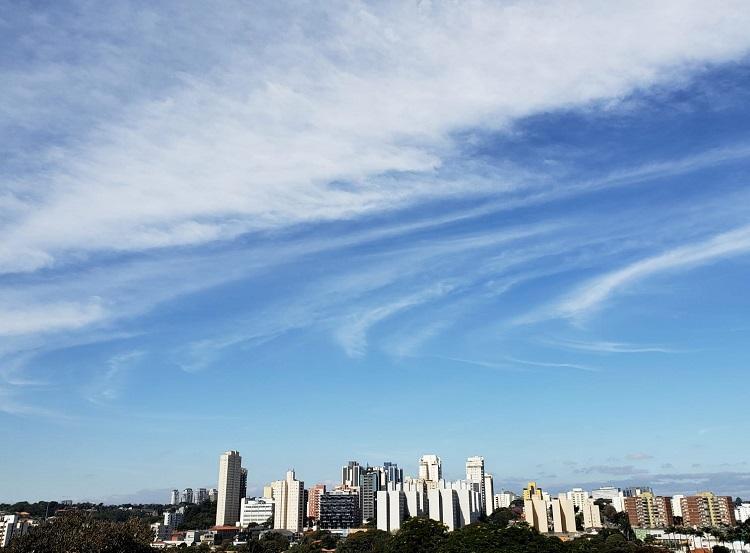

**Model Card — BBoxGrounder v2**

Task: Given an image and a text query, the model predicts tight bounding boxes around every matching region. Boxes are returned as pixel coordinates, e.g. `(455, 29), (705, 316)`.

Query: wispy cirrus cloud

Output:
(547, 338), (682, 354)
(530, 224), (750, 321)
(3, 1), (750, 274)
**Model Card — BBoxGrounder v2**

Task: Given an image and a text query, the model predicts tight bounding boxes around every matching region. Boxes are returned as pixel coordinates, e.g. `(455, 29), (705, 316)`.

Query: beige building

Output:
(624, 492), (673, 528)
(524, 497), (549, 533)
(215, 450), (243, 526)
(680, 492), (736, 528)
(271, 470), (305, 533)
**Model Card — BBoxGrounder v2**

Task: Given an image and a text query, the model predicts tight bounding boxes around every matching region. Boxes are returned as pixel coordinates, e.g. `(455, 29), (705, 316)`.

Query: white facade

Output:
(0, 515), (32, 548)
(736, 503), (750, 523)
(170, 489), (180, 505)
(566, 488), (589, 510)
(216, 450), (243, 526)
(465, 456), (486, 514)
(164, 510), (184, 531)
(271, 470), (305, 533)
(591, 486), (625, 512)
(240, 497), (275, 527)
(671, 494), (684, 518)
(494, 491), (517, 510)
(483, 475), (495, 515)
(181, 488), (194, 504)
(419, 454), (442, 483)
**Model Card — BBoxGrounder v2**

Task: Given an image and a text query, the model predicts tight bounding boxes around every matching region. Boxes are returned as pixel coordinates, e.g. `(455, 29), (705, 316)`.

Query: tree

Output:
(6, 511), (153, 553)
(336, 529), (390, 553)
(439, 523), (565, 553)
(385, 517), (447, 553)
(486, 507), (518, 528)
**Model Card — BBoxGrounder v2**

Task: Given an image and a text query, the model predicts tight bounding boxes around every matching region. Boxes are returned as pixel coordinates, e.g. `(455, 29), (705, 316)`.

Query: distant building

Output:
(181, 488), (194, 504)
(170, 489), (180, 505)
(551, 496), (577, 533)
(419, 454), (442, 485)
(0, 515), (32, 547)
(680, 493), (736, 528)
(382, 462), (403, 487)
(591, 486), (625, 512)
(735, 503), (750, 523)
(360, 468), (380, 524)
(307, 484), (327, 521)
(466, 456), (486, 514)
(524, 497), (549, 533)
(215, 450), (243, 527)
(566, 488), (589, 510)
(377, 480), (480, 533)
(239, 497), (275, 527)
(581, 497), (603, 529)
(240, 468), (248, 501)
(624, 492), (673, 528)
(671, 495), (684, 519)
(494, 491), (517, 510)
(271, 470), (305, 533)
(624, 486), (653, 497)
(319, 490), (361, 530)
(164, 510), (184, 532)
(196, 488), (209, 504)
(523, 481), (544, 501)
(208, 488), (218, 502)
(342, 461), (362, 489)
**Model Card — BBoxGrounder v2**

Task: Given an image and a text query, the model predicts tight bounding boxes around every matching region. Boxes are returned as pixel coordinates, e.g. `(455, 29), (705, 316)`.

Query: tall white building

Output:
(466, 456), (487, 514)
(671, 494), (685, 518)
(419, 454), (442, 484)
(196, 488), (209, 504)
(494, 491), (517, 510)
(581, 498), (603, 529)
(170, 489), (180, 505)
(0, 515), (32, 548)
(240, 497), (275, 527)
(164, 510), (184, 532)
(215, 450), (243, 526)
(566, 488), (589, 511)
(591, 486), (625, 512)
(735, 503), (750, 523)
(524, 497), (549, 533)
(181, 488), (194, 504)
(341, 461), (362, 488)
(483, 475), (495, 516)
(271, 470), (305, 533)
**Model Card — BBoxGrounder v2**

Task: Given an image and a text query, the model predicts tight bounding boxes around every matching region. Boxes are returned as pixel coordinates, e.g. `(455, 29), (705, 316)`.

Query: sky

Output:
(1, 0), (750, 504)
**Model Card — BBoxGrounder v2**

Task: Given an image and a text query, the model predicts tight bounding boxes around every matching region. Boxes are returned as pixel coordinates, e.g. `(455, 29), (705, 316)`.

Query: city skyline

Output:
(2, 1), (750, 504)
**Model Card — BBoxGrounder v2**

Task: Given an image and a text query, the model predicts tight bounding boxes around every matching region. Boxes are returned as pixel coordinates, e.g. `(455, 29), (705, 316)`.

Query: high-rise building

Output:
(581, 497), (603, 529)
(551, 496), (577, 533)
(170, 489), (180, 505)
(566, 488), (589, 510)
(623, 492), (673, 528)
(181, 488), (194, 504)
(196, 488), (209, 504)
(624, 486), (653, 497)
(494, 491), (516, 510)
(319, 490), (361, 530)
(419, 454), (442, 484)
(523, 481), (543, 501)
(680, 492), (736, 528)
(271, 470), (305, 533)
(735, 503), (750, 524)
(342, 461), (362, 489)
(240, 497), (275, 527)
(164, 510), (184, 532)
(215, 450), (243, 527)
(360, 468), (380, 524)
(307, 484), (327, 521)
(0, 515), (32, 547)
(671, 494), (684, 518)
(524, 497), (549, 533)
(208, 488), (218, 502)
(483, 475), (495, 516)
(240, 468), (248, 501)
(466, 456), (487, 514)
(591, 486), (625, 512)
(382, 462), (403, 487)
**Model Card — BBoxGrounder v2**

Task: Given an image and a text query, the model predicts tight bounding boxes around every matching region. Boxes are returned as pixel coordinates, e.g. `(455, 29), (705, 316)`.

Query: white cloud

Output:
(551, 224), (750, 319)
(3, 1), (750, 273)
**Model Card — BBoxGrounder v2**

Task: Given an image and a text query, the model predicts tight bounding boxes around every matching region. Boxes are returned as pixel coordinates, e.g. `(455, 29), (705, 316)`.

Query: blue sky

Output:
(1, 1), (750, 503)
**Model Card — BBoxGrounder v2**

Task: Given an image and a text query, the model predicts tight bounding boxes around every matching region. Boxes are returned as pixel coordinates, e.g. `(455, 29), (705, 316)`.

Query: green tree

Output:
(336, 529), (390, 553)
(385, 517), (447, 553)
(486, 507), (518, 528)
(440, 523), (565, 553)
(6, 511), (153, 553)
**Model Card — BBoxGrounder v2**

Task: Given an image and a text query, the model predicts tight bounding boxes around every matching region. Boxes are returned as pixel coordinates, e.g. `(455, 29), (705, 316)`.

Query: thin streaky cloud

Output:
(546, 338), (682, 354)
(504, 356), (599, 372)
